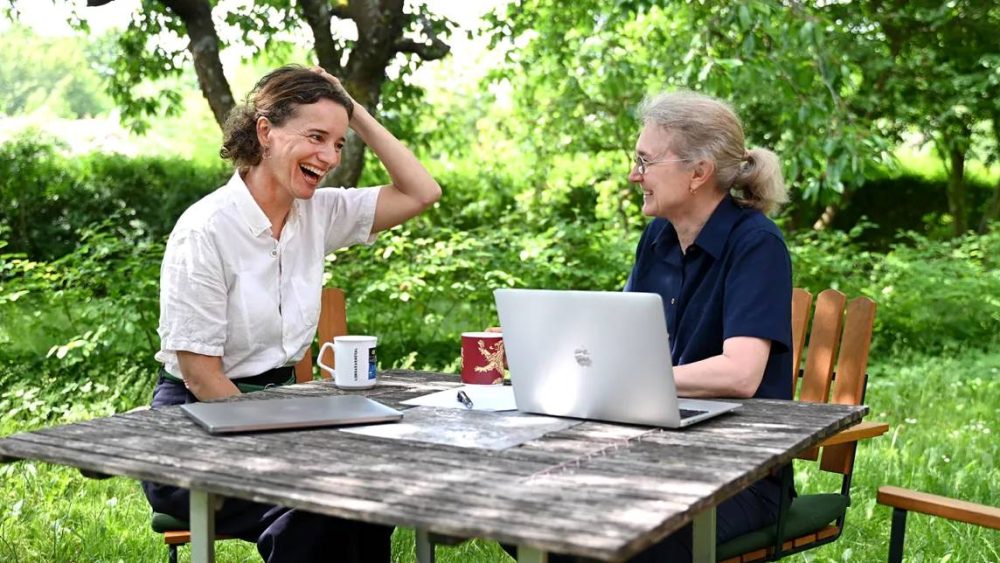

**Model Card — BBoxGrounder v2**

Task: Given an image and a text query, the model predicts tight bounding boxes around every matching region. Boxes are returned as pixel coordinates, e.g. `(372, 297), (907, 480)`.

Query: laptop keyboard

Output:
(679, 408), (708, 420)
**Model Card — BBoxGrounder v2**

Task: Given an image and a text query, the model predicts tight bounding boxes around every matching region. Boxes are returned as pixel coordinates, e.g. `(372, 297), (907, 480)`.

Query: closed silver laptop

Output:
(181, 395), (403, 434)
(494, 289), (741, 428)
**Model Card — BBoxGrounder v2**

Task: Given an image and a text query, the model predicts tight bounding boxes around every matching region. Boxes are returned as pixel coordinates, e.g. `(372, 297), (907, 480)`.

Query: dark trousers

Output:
(141, 373), (393, 563)
(503, 477), (783, 563)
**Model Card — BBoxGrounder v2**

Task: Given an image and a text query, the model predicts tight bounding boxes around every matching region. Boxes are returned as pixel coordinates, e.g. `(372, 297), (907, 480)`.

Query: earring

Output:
(262, 145), (271, 160)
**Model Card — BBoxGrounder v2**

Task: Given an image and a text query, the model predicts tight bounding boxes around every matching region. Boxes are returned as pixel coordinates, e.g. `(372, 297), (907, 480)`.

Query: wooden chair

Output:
(718, 288), (890, 562)
(152, 287), (348, 563)
(877, 486), (1000, 562)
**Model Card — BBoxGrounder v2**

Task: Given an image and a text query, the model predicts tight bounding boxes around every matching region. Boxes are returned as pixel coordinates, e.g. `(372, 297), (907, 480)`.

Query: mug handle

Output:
(317, 342), (335, 377)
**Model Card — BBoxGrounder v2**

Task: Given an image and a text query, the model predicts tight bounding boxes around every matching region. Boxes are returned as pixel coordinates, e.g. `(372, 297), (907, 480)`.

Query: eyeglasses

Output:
(634, 154), (688, 175)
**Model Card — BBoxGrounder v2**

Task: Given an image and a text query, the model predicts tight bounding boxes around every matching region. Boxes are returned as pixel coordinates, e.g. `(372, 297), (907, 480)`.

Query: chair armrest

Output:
(877, 486), (1000, 530)
(816, 420), (889, 447)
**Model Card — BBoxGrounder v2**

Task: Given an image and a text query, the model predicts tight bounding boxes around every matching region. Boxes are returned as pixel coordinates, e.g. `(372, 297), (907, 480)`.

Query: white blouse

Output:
(155, 172), (379, 379)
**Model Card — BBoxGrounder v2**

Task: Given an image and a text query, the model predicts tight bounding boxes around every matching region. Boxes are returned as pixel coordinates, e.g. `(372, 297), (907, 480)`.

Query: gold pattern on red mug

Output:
(460, 332), (505, 384)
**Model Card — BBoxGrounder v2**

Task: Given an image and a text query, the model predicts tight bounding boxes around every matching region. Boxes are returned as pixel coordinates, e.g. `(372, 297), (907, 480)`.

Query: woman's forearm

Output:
(177, 351), (241, 401)
(673, 337), (770, 399)
(350, 107), (442, 231)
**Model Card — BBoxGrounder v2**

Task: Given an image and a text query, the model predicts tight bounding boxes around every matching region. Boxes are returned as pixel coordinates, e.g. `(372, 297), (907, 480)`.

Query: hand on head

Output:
(310, 66), (356, 104)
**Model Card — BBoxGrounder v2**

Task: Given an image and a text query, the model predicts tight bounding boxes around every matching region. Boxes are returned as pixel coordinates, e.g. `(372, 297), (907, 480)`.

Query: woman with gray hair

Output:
(617, 91), (793, 561)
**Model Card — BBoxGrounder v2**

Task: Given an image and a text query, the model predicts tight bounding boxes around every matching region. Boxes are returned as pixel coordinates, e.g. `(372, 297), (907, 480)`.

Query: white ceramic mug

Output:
(318, 335), (378, 389)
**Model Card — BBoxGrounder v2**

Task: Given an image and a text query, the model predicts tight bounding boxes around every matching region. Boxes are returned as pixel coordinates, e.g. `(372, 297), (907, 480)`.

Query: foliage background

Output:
(1, 0), (998, 561)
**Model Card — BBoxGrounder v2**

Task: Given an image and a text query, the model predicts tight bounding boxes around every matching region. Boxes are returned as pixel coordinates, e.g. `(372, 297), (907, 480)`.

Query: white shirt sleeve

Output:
(314, 186), (381, 253)
(157, 228), (228, 357)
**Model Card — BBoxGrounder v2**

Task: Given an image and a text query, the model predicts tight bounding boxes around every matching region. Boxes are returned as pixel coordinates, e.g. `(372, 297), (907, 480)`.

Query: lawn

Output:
(1, 347), (997, 562)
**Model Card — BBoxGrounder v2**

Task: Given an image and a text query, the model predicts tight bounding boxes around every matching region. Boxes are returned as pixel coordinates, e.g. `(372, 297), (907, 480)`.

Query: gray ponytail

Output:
(732, 147), (788, 215)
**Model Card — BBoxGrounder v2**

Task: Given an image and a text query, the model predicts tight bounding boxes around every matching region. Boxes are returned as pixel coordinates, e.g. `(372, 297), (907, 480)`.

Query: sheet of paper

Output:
(400, 384), (517, 412)
(341, 406), (578, 450)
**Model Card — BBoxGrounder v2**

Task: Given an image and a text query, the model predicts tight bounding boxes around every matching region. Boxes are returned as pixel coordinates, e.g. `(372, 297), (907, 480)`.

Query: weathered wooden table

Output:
(0, 370), (867, 563)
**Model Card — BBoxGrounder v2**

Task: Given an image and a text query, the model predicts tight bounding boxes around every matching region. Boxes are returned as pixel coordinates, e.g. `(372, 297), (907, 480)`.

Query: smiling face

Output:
(256, 98), (350, 202)
(628, 125), (695, 219)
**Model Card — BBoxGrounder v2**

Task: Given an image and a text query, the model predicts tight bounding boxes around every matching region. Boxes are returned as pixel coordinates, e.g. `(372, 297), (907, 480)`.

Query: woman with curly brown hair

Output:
(144, 64), (440, 562)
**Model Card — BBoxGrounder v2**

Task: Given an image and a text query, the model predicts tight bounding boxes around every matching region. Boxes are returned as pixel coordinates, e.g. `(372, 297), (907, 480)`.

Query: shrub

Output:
(0, 134), (226, 260)
(326, 217), (635, 371)
(0, 219), (163, 426)
(789, 225), (1000, 354)
(868, 228), (1000, 353)
(829, 174), (996, 249)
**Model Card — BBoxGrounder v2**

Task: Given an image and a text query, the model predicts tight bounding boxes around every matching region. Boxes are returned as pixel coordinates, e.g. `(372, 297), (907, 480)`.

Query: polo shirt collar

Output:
(650, 196), (742, 259)
(692, 196), (742, 259)
(227, 172), (272, 237)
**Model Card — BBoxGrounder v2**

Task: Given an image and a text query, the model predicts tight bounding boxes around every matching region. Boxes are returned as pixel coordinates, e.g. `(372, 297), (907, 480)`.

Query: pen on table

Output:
(456, 390), (474, 409)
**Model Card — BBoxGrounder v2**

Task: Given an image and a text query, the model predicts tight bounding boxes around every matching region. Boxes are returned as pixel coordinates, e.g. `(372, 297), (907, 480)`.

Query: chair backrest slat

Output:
(791, 288), (814, 397)
(294, 287), (348, 383)
(798, 289), (847, 403)
(317, 287), (348, 354)
(830, 296), (877, 406)
(820, 295), (877, 474)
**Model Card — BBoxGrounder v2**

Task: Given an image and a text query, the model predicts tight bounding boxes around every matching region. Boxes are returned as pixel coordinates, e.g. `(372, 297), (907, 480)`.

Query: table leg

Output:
(691, 507), (716, 563)
(189, 489), (216, 563)
(415, 528), (435, 563)
(517, 545), (548, 562)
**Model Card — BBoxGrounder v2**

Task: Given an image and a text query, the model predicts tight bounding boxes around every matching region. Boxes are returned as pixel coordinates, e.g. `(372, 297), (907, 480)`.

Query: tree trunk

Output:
(160, 0), (235, 127)
(329, 131), (369, 188)
(326, 0), (408, 188)
(979, 179), (1000, 234)
(299, 0), (344, 76)
(979, 113), (1000, 234)
(812, 204), (838, 231)
(946, 145), (968, 236)
(812, 186), (855, 231)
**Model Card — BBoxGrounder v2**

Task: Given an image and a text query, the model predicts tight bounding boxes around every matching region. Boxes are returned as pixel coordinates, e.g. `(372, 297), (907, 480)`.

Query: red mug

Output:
(461, 332), (505, 385)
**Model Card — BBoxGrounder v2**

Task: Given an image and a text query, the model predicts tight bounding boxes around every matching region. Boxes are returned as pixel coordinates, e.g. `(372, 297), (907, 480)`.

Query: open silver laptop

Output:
(181, 395), (403, 434)
(494, 289), (741, 428)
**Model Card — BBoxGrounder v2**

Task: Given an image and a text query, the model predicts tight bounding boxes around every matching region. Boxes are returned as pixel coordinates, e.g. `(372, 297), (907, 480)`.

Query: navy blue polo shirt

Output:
(624, 197), (792, 400)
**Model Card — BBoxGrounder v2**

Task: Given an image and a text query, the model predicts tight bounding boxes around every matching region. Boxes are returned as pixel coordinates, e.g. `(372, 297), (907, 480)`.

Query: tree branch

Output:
(299, 0), (344, 75)
(394, 14), (450, 61)
(394, 37), (449, 61)
(330, 4), (351, 20)
(159, 0), (234, 127)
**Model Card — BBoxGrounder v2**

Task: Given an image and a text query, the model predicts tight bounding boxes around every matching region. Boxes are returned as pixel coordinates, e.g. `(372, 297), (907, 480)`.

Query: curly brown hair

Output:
(219, 65), (355, 170)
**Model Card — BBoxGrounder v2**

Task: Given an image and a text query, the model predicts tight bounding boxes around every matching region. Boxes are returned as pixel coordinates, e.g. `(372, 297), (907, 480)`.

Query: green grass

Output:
(790, 348), (1000, 563)
(885, 143), (1000, 187)
(1, 347), (997, 562)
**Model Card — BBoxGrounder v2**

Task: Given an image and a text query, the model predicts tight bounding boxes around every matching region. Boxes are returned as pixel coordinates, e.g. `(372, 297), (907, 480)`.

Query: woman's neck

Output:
(242, 166), (293, 239)
(667, 191), (726, 253)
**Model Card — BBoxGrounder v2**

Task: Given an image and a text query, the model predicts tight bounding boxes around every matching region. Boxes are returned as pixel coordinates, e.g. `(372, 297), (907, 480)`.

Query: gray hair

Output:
(638, 91), (788, 215)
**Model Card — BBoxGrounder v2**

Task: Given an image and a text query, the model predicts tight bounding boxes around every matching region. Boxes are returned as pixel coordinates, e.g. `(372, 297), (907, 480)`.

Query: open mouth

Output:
(299, 164), (325, 184)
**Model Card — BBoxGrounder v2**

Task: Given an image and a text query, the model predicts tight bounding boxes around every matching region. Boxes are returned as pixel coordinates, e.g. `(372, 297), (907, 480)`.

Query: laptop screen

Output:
(494, 289), (739, 428)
